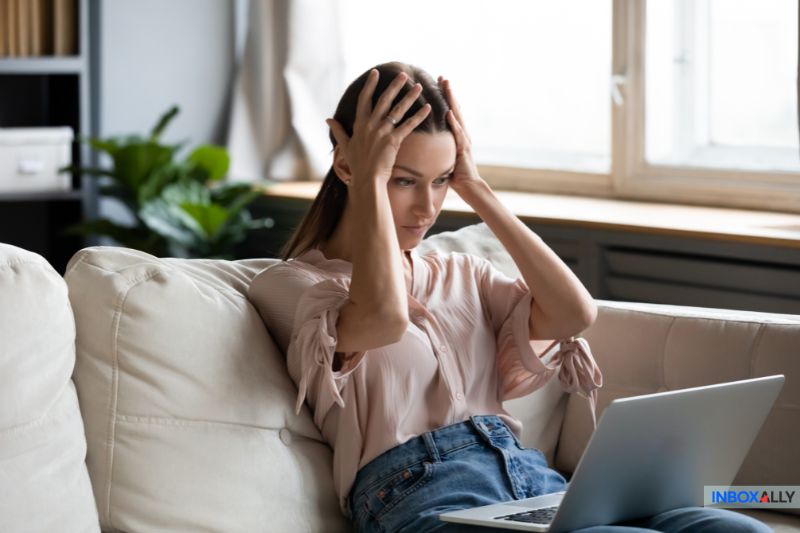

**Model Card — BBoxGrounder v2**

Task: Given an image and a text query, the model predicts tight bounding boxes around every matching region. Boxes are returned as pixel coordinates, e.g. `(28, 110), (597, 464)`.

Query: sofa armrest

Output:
(0, 243), (99, 532)
(556, 300), (800, 508)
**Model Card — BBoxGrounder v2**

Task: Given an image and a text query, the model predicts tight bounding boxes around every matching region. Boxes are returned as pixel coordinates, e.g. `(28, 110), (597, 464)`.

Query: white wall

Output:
(97, 0), (235, 145)
(94, 0), (236, 227)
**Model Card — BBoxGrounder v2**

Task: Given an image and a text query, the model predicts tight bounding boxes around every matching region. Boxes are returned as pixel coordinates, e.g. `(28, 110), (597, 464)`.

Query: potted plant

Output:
(66, 105), (273, 258)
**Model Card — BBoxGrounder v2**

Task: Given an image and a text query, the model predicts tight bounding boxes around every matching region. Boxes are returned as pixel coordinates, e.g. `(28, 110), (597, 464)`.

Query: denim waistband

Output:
(352, 415), (517, 497)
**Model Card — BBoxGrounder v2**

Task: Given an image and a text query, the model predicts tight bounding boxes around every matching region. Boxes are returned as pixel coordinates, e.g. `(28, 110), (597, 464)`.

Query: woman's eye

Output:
(393, 177), (449, 187)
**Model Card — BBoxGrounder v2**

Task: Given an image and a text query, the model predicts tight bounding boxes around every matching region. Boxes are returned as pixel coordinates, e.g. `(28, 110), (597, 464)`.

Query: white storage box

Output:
(0, 127), (74, 193)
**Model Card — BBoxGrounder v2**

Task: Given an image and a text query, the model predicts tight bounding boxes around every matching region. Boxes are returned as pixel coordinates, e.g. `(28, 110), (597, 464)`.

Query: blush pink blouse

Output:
(247, 247), (602, 515)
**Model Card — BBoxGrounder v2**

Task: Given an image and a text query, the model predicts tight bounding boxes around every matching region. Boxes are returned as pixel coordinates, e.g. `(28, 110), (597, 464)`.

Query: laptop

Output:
(440, 374), (785, 532)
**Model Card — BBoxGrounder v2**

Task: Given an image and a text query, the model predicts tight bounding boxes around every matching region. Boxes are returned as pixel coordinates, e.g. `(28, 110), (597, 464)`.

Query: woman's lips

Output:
(402, 225), (427, 236)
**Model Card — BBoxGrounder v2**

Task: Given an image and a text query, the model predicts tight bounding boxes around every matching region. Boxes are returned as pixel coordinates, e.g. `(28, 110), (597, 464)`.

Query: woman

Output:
(249, 62), (770, 533)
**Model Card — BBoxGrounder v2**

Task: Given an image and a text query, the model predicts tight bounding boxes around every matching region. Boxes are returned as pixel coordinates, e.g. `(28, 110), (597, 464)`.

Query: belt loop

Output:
(470, 414), (487, 434)
(469, 415), (495, 445)
(421, 431), (441, 464)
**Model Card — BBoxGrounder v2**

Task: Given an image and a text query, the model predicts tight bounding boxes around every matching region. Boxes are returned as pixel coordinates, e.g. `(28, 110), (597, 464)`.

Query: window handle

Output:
(610, 74), (628, 106)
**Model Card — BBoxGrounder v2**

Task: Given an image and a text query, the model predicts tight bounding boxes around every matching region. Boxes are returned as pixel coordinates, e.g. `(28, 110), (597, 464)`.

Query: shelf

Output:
(0, 57), (85, 75)
(0, 0), (89, 275)
(0, 190), (82, 202)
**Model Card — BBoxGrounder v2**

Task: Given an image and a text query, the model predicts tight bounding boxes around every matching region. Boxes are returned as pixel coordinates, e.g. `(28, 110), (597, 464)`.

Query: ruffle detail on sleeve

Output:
(287, 278), (365, 428)
(497, 292), (603, 428)
(542, 336), (603, 428)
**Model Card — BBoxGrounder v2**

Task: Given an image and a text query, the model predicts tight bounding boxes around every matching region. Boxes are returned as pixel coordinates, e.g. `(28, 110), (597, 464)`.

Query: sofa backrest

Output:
(61, 222), (798, 530)
(0, 243), (99, 532)
(62, 224), (571, 533)
(65, 247), (351, 532)
(562, 300), (800, 510)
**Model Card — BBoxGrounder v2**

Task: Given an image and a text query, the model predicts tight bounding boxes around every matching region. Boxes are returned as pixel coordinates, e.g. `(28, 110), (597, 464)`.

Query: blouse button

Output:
(439, 344), (448, 353)
(455, 392), (464, 401)
(279, 428), (293, 446)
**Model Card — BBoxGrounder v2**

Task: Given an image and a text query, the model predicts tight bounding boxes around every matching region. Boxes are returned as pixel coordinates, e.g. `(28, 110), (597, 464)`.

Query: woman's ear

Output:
(332, 146), (352, 185)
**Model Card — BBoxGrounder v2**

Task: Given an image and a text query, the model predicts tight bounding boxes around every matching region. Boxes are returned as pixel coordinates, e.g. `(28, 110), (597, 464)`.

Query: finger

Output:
(380, 83), (423, 130)
(394, 103), (431, 139)
(371, 72), (409, 123)
(326, 118), (350, 148)
(443, 79), (466, 127)
(355, 69), (379, 125)
(446, 110), (468, 151)
(443, 81), (472, 144)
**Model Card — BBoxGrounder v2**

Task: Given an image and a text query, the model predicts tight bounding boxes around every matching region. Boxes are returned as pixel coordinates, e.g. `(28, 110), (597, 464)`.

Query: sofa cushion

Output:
(65, 247), (351, 533)
(418, 223), (569, 466)
(0, 243), (99, 532)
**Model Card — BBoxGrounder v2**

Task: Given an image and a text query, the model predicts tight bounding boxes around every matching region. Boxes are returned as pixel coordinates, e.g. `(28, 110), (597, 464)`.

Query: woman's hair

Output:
(279, 61), (452, 260)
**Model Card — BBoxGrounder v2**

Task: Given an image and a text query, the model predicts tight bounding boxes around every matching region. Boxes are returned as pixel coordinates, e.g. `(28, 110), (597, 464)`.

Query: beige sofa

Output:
(1, 223), (798, 532)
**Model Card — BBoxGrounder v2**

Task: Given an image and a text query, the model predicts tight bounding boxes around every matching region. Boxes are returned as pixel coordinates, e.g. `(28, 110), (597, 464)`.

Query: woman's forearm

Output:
(454, 179), (597, 339)
(348, 179), (409, 325)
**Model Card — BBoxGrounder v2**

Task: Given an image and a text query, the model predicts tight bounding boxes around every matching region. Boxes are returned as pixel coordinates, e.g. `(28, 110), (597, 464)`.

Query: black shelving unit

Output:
(0, 0), (94, 274)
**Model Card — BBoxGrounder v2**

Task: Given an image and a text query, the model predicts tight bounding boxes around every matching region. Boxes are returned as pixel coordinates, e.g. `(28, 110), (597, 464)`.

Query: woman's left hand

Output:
(438, 76), (484, 194)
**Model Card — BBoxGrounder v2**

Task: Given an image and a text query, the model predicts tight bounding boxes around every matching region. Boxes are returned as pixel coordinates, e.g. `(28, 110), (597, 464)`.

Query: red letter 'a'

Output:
(760, 493), (770, 503)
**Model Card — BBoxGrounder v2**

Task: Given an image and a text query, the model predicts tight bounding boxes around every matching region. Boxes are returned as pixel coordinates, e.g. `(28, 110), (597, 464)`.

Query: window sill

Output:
(260, 181), (800, 250)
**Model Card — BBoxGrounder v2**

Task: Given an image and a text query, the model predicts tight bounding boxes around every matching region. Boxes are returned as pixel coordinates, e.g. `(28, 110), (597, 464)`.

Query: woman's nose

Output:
(413, 188), (437, 218)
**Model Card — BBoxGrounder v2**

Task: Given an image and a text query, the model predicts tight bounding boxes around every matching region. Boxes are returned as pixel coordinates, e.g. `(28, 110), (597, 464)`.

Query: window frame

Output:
(478, 0), (800, 213)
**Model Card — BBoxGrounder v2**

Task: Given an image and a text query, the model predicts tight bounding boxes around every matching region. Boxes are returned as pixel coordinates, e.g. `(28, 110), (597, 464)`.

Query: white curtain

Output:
(226, 0), (344, 182)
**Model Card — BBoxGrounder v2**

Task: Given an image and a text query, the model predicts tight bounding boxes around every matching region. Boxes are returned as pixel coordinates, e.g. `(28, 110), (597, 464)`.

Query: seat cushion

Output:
(0, 243), (99, 532)
(65, 247), (351, 533)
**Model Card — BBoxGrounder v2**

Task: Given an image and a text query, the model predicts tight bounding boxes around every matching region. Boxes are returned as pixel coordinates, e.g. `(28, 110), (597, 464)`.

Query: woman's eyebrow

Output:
(393, 164), (456, 178)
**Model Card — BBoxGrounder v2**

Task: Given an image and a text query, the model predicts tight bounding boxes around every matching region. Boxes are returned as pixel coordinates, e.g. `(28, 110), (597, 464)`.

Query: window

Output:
(645, 0), (799, 173)
(337, 0), (800, 212)
(339, 0), (612, 174)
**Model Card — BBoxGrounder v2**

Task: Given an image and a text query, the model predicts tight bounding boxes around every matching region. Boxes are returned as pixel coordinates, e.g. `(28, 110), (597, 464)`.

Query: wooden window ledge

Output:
(261, 181), (800, 250)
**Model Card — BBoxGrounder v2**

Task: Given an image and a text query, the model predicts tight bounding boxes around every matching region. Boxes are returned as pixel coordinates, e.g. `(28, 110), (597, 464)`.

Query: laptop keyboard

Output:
(495, 505), (559, 524)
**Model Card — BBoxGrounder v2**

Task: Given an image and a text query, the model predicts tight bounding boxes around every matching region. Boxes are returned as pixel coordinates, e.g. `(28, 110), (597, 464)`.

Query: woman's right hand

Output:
(326, 70), (431, 186)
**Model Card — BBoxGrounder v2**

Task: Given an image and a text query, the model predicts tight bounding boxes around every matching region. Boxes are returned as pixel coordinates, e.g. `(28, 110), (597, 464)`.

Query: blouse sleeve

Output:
(286, 277), (367, 428)
(476, 257), (603, 424)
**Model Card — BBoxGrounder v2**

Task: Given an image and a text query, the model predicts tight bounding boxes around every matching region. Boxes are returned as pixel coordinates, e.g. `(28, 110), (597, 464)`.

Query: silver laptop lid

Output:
(549, 375), (784, 533)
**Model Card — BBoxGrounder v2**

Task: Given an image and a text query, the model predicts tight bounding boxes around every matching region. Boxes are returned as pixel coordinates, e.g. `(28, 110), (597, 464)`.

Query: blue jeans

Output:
(347, 415), (771, 533)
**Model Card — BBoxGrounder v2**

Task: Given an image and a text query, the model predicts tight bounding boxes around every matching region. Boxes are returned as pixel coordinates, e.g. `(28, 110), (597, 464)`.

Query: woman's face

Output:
(386, 132), (457, 250)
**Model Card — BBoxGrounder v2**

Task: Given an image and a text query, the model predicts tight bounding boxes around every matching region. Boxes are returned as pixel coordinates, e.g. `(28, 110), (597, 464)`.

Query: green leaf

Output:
(138, 181), (221, 252)
(209, 182), (256, 204)
(208, 182), (263, 221)
(88, 138), (121, 156)
(112, 142), (175, 193)
(59, 165), (116, 178)
(161, 180), (210, 205)
(187, 145), (230, 182)
(150, 105), (180, 140)
(139, 199), (205, 249)
(136, 163), (184, 205)
(179, 202), (229, 239)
